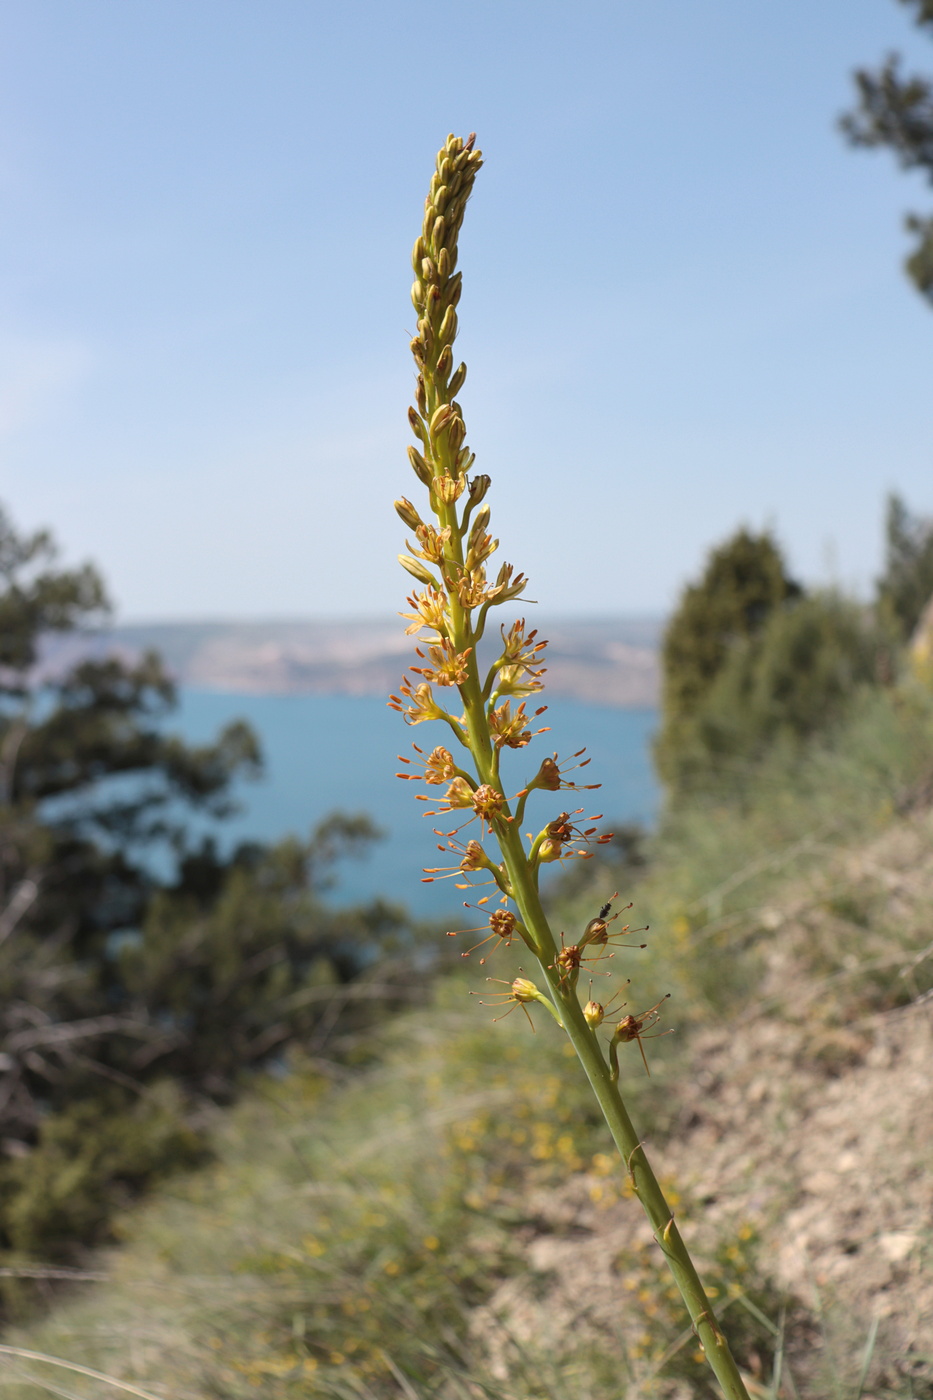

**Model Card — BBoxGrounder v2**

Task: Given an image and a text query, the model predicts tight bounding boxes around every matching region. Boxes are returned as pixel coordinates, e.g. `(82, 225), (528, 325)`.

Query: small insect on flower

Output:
(611, 995), (673, 1077)
(580, 893), (649, 957)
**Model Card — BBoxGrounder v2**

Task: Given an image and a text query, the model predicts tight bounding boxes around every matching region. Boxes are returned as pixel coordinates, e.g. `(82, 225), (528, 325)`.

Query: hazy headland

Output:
(40, 614), (663, 707)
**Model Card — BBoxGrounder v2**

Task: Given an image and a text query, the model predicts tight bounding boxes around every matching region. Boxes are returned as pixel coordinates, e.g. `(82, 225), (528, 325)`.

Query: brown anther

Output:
(472, 783), (505, 823)
(613, 995), (673, 1075)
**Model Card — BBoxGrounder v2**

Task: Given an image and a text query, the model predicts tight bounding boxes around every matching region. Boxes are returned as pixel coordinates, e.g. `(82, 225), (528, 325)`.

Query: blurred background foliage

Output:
(2, 474), (933, 1396)
(0, 503), (421, 1270)
(654, 496), (933, 794)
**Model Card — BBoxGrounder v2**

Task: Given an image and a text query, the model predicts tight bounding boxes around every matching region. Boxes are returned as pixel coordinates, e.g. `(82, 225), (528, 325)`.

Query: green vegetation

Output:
(0, 483), (931, 1394)
(841, 0), (933, 302)
(0, 503), (417, 1273)
(877, 493), (933, 639)
(654, 528), (799, 787)
(2, 661), (932, 1397)
(654, 528), (892, 793)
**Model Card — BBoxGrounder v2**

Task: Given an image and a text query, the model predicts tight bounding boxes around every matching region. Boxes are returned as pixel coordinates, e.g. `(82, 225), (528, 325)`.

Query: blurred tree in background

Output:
(0, 503), (413, 1268)
(876, 492), (933, 637)
(655, 528), (893, 793)
(654, 529), (800, 786)
(841, 0), (933, 303)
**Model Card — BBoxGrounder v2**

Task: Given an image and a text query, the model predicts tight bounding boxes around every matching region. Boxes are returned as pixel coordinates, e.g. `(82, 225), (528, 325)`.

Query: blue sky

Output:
(1, 0), (931, 619)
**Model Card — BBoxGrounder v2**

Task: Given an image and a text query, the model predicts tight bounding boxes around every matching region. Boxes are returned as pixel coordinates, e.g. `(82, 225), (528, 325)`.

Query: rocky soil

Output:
(474, 811), (933, 1397)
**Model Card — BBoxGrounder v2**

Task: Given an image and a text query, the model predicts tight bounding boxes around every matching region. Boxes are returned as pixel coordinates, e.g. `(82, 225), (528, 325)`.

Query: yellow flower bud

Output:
(398, 554), (436, 585)
(429, 404), (453, 436)
(468, 505), (490, 547)
(468, 473), (490, 505)
(448, 362), (467, 397)
(584, 1000), (605, 1029)
(407, 446), (432, 485)
(394, 498), (424, 531)
(438, 305), (457, 345)
(447, 416), (466, 454)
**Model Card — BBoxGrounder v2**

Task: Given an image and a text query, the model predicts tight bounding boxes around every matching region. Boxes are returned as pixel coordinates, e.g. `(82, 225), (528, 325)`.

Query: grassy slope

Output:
(2, 686), (933, 1400)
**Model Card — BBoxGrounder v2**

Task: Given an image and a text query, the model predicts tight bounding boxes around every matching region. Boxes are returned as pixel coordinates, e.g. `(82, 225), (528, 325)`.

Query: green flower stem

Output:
(396, 133), (751, 1400)
(454, 673), (749, 1400)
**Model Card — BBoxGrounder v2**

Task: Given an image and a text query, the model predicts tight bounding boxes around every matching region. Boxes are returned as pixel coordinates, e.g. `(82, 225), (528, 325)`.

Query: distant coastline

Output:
(39, 614), (664, 708)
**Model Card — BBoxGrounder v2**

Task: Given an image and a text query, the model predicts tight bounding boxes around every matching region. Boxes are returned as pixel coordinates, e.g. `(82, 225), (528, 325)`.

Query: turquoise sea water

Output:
(172, 691), (659, 918)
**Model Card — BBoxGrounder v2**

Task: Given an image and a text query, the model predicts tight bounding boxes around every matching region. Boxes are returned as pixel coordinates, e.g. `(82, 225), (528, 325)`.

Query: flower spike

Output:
(388, 133), (752, 1400)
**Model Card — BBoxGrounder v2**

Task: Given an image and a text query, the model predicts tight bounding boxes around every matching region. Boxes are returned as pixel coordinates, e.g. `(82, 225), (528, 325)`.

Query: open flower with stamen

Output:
(609, 995), (674, 1078)
(421, 834), (508, 892)
(396, 743), (458, 786)
(488, 699), (549, 750)
(498, 619), (547, 669)
(388, 678), (442, 723)
(421, 774), (474, 811)
(409, 640), (473, 687)
(447, 904), (524, 964)
(548, 930), (618, 988)
(532, 809), (614, 866)
(409, 523), (452, 562)
(526, 750), (600, 794)
(475, 975), (562, 1029)
(492, 663), (546, 700)
(420, 778), (505, 839)
(487, 563), (528, 605)
(399, 587), (449, 638)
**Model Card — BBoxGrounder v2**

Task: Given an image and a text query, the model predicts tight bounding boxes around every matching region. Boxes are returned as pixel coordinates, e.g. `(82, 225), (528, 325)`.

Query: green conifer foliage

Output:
(685, 593), (885, 777)
(656, 528), (891, 793)
(655, 529), (800, 786)
(876, 492), (933, 639)
(840, 0), (933, 304)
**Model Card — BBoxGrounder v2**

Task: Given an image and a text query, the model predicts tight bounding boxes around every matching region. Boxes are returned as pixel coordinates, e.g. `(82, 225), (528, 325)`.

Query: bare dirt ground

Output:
(473, 812), (933, 1396)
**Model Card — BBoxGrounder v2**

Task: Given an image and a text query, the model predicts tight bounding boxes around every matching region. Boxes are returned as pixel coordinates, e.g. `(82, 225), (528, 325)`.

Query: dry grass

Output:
(2, 685), (933, 1399)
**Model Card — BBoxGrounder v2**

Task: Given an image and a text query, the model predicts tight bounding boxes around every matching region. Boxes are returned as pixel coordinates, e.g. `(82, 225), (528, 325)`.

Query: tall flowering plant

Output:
(390, 133), (751, 1400)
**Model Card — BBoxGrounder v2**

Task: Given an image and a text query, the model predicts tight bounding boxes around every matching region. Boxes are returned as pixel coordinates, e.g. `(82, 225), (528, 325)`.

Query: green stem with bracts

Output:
(390, 133), (751, 1400)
